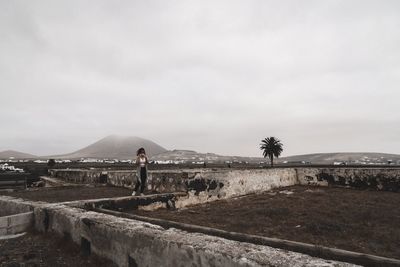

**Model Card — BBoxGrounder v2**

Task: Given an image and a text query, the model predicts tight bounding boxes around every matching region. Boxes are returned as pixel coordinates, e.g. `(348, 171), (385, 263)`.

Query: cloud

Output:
(0, 0), (399, 156)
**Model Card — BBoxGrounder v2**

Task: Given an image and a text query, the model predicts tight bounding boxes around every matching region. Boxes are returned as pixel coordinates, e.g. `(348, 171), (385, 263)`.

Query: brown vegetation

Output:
(0, 231), (117, 267)
(136, 186), (400, 259)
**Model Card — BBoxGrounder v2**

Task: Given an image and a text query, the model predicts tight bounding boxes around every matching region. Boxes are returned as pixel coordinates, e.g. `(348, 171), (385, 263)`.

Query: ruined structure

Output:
(1, 167), (400, 266)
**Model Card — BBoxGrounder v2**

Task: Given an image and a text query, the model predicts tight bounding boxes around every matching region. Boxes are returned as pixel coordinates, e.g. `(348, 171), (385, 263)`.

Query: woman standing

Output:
(132, 147), (148, 196)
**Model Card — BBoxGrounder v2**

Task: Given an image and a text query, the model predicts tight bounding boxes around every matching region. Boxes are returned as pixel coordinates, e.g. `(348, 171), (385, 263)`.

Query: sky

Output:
(0, 0), (399, 157)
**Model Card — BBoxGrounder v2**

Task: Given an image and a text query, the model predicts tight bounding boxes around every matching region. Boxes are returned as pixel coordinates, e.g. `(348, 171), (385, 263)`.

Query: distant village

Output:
(331, 156), (399, 166)
(0, 158), (250, 165)
(0, 155), (398, 166)
(0, 163), (24, 172)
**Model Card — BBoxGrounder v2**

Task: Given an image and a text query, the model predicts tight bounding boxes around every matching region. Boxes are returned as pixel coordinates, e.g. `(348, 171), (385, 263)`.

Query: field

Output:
(0, 231), (117, 267)
(135, 185), (400, 259)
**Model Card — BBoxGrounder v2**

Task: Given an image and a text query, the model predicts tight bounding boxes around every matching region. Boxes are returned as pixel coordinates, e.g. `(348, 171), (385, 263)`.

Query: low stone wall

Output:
(2, 193), (394, 266)
(75, 192), (186, 212)
(177, 169), (298, 208)
(32, 202), (356, 267)
(49, 168), (299, 206)
(0, 196), (33, 217)
(0, 196), (35, 236)
(0, 212), (33, 235)
(49, 169), (107, 184)
(48, 169), (194, 192)
(50, 167), (400, 202)
(297, 168), (400, 192)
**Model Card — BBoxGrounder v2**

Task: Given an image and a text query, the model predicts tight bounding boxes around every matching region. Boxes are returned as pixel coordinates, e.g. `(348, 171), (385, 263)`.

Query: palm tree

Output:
(260, 137), (283, 167)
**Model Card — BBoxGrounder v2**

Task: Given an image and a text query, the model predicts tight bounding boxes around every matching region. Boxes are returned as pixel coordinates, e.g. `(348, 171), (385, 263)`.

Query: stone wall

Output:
(0, 212), (33, 235)
(48, 169), (194, 192)
(49, 167), (400, 204)
(297, 168), (400, 192)
(49, 169), (299, 204)
(0, 196), (33, 217)
(176, 168), (298, 208)
(32, 202), (356, 267)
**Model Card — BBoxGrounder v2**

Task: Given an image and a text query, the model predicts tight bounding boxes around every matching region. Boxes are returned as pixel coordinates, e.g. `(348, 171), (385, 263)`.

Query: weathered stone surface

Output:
(176, 169), (298, 208)
(0, 196), (36, 235)
(0, 187), (371, 266)
(0, 196), (33, 216)
(49, 168), (299, 196)
(50, 168), (400, 196)
(33, 203), (358, 267)
(49, 169), (198, 192)
(297, 168), (400, 191)
(73, 192), (186, 212)
(0, 212), (33, 235)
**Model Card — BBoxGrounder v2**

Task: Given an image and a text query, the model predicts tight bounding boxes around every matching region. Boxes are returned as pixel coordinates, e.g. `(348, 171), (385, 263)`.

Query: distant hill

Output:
(49, 135), (167, 159)
(151, 149), (264, 163)
(0, 150), (38, 159)
(278, 152), (400, 164)
(151, 150), (400, 165)
(3, 137), (399, 164)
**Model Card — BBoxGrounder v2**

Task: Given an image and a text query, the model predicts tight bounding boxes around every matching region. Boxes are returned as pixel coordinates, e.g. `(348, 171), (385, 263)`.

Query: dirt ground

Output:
(0, 231), (117, 267)
(0, 186), (132, 203)
(135, 185), (400, 259)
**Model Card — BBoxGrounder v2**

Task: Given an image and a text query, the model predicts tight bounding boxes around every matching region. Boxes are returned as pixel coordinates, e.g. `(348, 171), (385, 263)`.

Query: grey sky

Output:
(1, 0), (399, 157)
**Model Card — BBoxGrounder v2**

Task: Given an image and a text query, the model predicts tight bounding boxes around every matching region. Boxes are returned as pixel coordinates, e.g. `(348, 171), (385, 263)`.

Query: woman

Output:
(132, 147), (149, 196)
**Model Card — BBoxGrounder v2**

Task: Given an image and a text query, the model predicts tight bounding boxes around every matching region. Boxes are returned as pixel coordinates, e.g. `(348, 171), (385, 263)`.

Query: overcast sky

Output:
(1, 0), (399, 157)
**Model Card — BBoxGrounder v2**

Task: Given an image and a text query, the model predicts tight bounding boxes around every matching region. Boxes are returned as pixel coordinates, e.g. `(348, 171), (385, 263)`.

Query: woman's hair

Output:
(137, 147), (146, 156)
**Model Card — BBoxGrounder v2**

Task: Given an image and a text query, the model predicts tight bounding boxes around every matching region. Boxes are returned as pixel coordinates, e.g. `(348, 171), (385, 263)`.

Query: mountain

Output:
(50, 135), (167, 159)
(151, 149), (264, 163)
(3, 136), (399, 164)
(278, 152), (400, 164)
(0, 150), (38, 159)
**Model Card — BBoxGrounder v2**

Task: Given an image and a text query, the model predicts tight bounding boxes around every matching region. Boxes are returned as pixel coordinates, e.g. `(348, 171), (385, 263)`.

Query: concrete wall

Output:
(73, 193), (186, 212)
(49, 169), (298, 193)
(49, 168), (299, 207)
(0, 196), (33, 217)
(49, 169), (194, 192)
(0, 196), (35, 236)
(32, 202), (356, 267)
(176, 169), (298, 208)
(0, 212), (33, 235)
(297, 168), (400, 191)
(50, 167), (400, 202)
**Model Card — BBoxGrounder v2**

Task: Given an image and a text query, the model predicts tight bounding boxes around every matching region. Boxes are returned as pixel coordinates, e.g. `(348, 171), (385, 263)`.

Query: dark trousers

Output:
(134, 167), (147, 193)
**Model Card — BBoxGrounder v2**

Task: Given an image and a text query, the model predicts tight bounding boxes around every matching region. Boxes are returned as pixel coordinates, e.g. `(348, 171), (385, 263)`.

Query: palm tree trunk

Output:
(270, 155), (274, 167)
